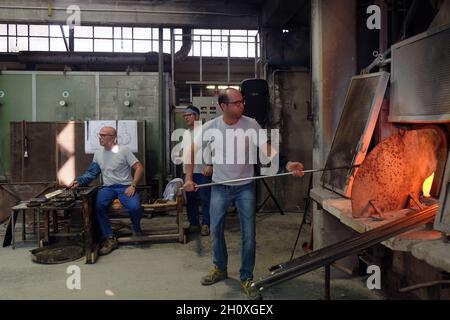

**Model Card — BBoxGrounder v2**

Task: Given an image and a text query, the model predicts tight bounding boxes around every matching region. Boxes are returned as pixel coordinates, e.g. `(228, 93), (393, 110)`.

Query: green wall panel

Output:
(0, 74), (33, 177)
(36, 75), (96, 121)
(0, 72), (166, 183)
(98, 74), (162, 178)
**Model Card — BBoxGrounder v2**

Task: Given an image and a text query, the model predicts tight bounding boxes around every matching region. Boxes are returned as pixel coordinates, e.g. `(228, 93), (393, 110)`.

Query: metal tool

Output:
(44, 189), (64, 199)
(180, 165), (360, 190)
(254, 204), (438, 294)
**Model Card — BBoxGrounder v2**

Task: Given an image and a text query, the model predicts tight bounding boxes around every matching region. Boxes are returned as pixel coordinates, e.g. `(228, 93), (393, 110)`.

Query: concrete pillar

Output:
(311, 0), (358, 277)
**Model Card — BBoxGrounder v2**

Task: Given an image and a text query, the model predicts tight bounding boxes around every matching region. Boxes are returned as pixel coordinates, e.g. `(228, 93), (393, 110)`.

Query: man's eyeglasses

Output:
(226, 99), (244, 106)
(97, 133), (115, 138)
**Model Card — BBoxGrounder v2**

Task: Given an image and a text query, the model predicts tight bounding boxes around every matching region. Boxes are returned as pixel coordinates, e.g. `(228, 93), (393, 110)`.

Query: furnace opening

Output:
(351, 126), (448, 218)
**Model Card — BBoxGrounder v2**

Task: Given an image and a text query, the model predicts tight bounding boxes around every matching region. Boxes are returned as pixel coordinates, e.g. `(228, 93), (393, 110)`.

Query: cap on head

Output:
(185, 105), (200, 116)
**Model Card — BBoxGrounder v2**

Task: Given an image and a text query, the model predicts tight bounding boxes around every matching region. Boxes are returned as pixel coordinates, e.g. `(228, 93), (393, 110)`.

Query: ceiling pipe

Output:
(174, 28), (192, 62)
(399, 0), (421, 40)
(14, 52), (163, 65)
(0, 28), (192, 66)
(0, 5), (255, 18)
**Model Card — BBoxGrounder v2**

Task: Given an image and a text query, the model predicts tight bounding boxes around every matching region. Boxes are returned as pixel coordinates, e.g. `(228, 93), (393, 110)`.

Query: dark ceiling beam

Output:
(0, 0), (260, 29)
(261, 0), (308, 28)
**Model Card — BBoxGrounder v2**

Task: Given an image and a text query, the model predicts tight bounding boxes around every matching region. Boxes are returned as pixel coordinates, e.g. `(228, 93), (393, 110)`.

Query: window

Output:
(133, 40), (151, 53)
(0, 24), (7, 36)
(0, 37), (7, 52)
(94, 39), (113, 52)
(188, 29), (259, 58)
(75, 39), (93, 51)
(74, 26), (93, 38)
(50, 38), (66, 51)
(49, 25), (68, 37)
(30, 37), (49, 51)
(0, 23), (259, 58)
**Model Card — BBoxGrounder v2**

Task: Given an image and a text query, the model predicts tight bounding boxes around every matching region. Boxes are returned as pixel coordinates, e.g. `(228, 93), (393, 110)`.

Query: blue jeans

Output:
(186, 173), (212, 226)
(95, 184), (143, 239)
(210, 182), (256, 281)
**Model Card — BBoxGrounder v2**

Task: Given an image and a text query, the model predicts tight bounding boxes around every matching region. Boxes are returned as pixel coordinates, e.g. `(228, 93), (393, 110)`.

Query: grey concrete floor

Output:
(0, 211), (385, 300)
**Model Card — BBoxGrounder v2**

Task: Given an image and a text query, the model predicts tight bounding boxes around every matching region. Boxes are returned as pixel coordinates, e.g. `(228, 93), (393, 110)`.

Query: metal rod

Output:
(289, 173), (313, 261)
(254, 35), (258, 78)
(158, 27), (165, 196)
(278, 244), (353, 276)
(69, 27), (74, 53)
(227, 35), (230, 83)
(261, 178), (285, 216)
(180, 165), (359, 190)
(21, 121), (25, 183)
(32, 209), (38, 235)
(11, 210), (15, 249)
(22, 210), (26, 241)
(325, 264), (331, 300)
(253, 204), (438, 292)
(170, 28), (175, 106)
(37, 208), (40, 247)
(59, 25), (69, 52)
(399, 280), (450, 293)
(199, 35), (203, 82)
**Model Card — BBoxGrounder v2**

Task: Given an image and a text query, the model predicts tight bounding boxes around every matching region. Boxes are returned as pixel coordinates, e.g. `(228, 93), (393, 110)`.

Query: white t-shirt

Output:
(93, 145), (139, 186)
(182, 128), (211, 174)
(194, 115), (263, 186)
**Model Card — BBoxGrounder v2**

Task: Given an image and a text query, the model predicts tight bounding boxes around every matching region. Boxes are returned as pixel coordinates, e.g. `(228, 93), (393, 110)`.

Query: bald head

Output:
(98, 126), (117, 150)
(100, 126), (116, 136)
(218, 88), (241, 105)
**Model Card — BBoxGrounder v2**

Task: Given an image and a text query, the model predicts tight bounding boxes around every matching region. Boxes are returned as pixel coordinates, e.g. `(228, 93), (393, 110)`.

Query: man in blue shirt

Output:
(68, 126), (144, 256)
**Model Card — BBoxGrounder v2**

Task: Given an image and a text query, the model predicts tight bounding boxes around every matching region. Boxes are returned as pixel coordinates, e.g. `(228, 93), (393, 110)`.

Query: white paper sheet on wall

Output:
(84, 120), (138, 153)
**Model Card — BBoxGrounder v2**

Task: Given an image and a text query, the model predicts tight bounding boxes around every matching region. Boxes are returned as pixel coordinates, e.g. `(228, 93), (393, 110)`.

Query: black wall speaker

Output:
(240, 78), (270, 125)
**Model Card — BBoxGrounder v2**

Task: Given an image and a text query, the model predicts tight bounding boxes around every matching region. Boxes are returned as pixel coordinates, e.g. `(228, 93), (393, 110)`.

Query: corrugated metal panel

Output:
(390, 23), (450, 123)
(321, 72), (390, 198)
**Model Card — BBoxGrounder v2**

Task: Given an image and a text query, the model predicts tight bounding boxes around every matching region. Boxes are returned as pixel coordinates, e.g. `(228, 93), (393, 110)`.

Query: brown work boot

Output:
(99, 237), (118, 256)
(201, 266), (228, 286)
(241, 279), (263, 300)
(201, 224), (210, 236)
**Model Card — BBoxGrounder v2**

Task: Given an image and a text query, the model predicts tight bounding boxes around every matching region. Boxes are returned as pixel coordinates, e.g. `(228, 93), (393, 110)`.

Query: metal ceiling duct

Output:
(0, 28), (192, 66)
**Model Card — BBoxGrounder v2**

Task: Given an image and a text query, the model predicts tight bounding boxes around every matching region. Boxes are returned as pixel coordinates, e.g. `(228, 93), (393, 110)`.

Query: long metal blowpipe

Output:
(179, 165), (360, 190)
